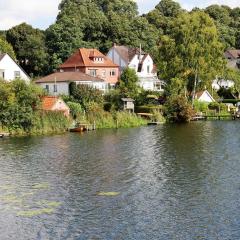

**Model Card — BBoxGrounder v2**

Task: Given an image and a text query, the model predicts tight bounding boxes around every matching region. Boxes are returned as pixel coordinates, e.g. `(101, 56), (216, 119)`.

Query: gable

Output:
(0, 54), (30, 81)
(197, 91), (215, 103)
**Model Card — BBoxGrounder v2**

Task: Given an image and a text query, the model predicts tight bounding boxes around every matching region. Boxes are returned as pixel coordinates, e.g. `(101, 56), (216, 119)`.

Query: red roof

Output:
(41, 96), (58, 111)
(59, 48), (119, 69)
(35, 71), (104, 83)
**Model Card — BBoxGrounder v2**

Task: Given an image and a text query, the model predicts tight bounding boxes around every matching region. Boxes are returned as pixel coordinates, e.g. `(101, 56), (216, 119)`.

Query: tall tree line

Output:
(0, 0), (240, 81)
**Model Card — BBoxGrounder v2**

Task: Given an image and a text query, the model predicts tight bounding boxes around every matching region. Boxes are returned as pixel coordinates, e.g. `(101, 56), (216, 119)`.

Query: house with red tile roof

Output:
(40, 96), (70, 117)
(35, 71), (108, 95)
(107, 44), (165, 92)
(59, 48), (119, 86)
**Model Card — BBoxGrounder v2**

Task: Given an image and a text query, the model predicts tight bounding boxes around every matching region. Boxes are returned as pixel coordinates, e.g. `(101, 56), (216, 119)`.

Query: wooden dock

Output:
(191, 114), (236, 121)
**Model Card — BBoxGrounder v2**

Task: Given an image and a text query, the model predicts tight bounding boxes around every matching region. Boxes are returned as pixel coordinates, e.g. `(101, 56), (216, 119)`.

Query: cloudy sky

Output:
(0, 0), (239, 30)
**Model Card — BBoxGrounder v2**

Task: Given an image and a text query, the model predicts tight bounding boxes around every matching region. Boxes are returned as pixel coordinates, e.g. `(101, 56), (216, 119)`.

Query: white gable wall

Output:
(107, 49), (128, 72)
(0, 54), (30, 82)
(198, 91), (214, 103)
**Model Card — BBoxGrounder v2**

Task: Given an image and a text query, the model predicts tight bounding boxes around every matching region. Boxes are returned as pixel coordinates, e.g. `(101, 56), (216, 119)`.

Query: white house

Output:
(0, 53), (30, 82)
(35, 71), (108, 96)
(194, 90), (215, 103)
(107, 45), (165, 92)
(212, 78), (235, 91)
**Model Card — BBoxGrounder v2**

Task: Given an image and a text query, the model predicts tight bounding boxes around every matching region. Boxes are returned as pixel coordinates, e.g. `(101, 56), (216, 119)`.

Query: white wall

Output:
(38, 81), (108, 96)
(107, 48), (128, 72)
(0, 54), (30, 82)
(198, 92), (214, 103)
(38, 82), (69, 95)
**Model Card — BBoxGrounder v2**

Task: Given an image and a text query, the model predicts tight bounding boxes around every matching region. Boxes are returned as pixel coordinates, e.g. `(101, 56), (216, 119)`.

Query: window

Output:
(14, 71), (21, 78)
(0, 70), (4, 79)
(54, 84), (58, 93)
(45, 85), (49, 92)
(102, 70), (106, 77)
(147, 65), (150, 73)
(110, 70), (116, 76)
(89, 69), (97, 77)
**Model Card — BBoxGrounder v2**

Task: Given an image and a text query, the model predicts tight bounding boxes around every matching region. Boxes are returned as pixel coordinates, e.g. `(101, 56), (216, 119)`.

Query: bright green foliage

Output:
(157, 11), (225, 95)
(0, 79), (43, 132)
(6, 23), (48, 76)
(86, 102), (146, 128)
(118, 67), (141, 99)
(0, 79), (70, 134)
(193, 100), (209, 113)
(66, 101), (83, 120)
(70, 83), (104, 110)
(164, 95), (195, 122)
(0, 37), (16, 59)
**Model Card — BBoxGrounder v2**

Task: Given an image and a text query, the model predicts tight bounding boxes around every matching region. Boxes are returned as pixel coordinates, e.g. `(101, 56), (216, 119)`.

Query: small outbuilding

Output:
(194, 90), (215, 103)
(121, 98), (135, 112)
(40, 96), (70, 117)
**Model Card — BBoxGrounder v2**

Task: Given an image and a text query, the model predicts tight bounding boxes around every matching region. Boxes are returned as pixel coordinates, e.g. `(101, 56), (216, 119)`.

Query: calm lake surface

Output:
(1, 122), (240, 239)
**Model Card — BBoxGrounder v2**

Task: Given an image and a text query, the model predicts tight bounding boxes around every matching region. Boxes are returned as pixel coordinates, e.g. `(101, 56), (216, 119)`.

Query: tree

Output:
(155, 0), (183, 17)
(46, 0), (158, 68)
(0, 37), (16, 59)
(118, 67), (141, 99)
(205, 5), (231, 25)
(157, 11), (225, 96)
(6, 23), (48, 76)
(70, 83), (104, 110)
(0, 79), (43, 131)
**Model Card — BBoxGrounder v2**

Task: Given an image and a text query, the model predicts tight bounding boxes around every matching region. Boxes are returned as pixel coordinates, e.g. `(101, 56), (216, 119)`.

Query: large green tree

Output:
(6, 23), (48, 76)
(46, 0), (158, 71)
(0, 37), (16, 59)
(157, 11), (225, 96)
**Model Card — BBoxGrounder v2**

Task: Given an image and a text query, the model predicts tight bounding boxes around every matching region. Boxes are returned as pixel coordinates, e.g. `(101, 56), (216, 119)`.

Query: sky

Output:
(0, 0), (239, 30)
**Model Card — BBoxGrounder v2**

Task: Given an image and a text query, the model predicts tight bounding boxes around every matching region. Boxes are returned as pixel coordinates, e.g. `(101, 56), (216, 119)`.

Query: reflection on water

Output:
(0, 122), (240, 239)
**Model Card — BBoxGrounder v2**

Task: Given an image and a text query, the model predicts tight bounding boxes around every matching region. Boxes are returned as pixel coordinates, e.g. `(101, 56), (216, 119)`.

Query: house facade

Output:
(35, 71), (108, 95)
(59, 48), (119, 86)
(0, 53), (30, 82)
(107, 45), (165, 92)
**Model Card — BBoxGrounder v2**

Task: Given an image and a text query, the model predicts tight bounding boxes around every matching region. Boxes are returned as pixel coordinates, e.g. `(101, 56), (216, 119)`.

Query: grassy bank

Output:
(86, 109), (147, 129)
(1, 111), (71, 136)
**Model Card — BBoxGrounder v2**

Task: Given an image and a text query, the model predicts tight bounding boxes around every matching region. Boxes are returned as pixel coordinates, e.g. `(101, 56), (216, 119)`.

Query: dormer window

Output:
(93, 57), (104, 63)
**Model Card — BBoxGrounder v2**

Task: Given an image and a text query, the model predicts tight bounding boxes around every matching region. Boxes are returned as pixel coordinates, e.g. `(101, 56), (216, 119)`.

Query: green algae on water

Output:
(0, 194), (23, 204)
(97, 192), (120, 197)
(17, 208), (54, 217)
(37, 200), (61, 208)
(32, 183), (49, 190)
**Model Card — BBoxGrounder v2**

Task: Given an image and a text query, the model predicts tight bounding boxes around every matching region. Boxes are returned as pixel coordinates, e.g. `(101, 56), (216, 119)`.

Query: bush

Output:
(135, 105), (163, 114)
(164, 95), (195, 123)
(67, 101), (83, 120)
(193, 100), (208, 113)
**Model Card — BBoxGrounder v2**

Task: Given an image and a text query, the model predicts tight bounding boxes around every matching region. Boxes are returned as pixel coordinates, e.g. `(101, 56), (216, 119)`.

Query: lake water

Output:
(0, 122), (240, 239)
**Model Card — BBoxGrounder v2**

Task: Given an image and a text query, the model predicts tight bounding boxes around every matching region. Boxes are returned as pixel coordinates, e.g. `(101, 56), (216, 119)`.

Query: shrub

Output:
(67, 101), (83, 120)
(164, 95), (195, 123)
(193, 100), (208, 113)
(135, 105), (163, 114)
